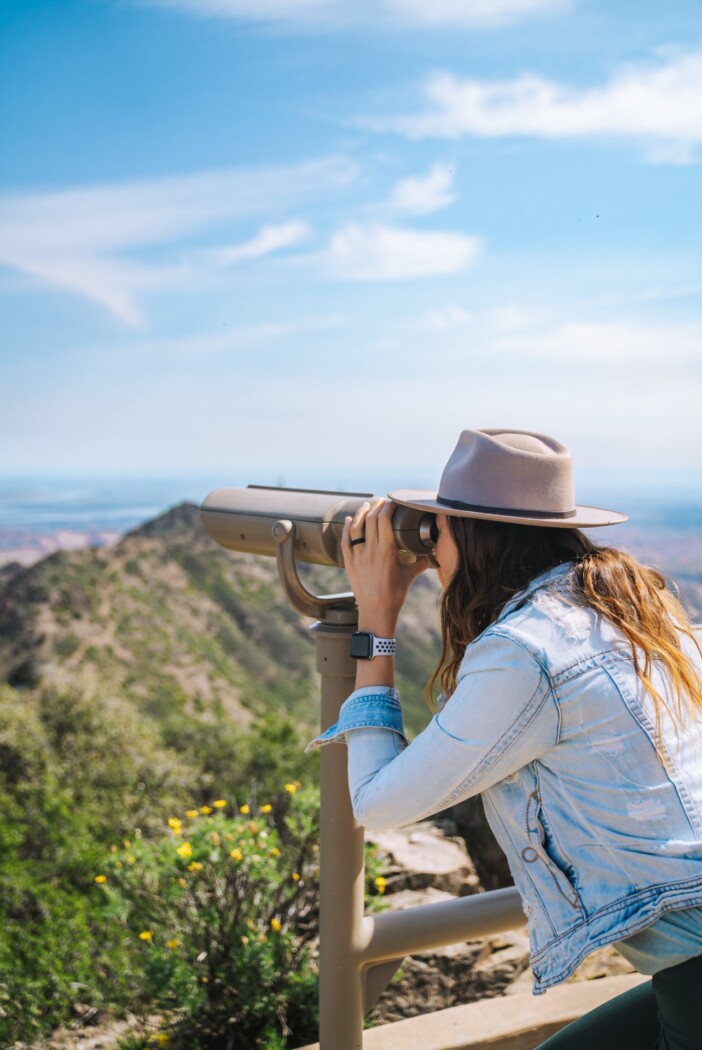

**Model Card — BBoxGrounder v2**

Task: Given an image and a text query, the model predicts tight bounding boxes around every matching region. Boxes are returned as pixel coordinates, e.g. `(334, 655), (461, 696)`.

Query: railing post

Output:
(311, 611), (364, 1050)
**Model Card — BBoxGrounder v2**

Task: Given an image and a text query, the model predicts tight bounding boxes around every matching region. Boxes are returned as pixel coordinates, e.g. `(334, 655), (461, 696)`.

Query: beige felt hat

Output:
(390, 429), (628, 528)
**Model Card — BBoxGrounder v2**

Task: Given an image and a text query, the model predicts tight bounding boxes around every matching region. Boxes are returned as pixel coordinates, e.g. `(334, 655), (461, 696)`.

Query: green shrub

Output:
(104, 786), (321, 1049)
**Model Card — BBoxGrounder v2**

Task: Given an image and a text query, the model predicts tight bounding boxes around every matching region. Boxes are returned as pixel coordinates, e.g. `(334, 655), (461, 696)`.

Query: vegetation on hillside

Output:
(0, 504), (435, 1046)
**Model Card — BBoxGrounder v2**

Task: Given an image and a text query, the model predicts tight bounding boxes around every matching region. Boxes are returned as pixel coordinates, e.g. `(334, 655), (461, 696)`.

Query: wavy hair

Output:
(427, 517), (702, 737)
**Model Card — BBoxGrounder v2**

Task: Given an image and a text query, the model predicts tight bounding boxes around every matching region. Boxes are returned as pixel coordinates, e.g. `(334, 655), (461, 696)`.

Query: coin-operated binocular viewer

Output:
(201, 485), (525, 1050)
(201, 485), (437, 617)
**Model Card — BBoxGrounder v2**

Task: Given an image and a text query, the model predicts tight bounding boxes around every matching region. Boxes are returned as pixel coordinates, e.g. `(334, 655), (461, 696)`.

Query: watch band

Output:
(350, 631), (397, 660)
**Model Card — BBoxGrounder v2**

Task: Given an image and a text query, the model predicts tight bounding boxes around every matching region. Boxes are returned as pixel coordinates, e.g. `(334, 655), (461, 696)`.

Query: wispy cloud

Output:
(0, 158), (355, 324)
(209, 221), (311, 267)
(110, 313), (345, 357)
(424, 304), (472, 329)
(388, 164), (456, 216)
(385, 0), (566, 28)
(326, 223), (481, 280)
(367, 48), (702, 162)
(141, 0), (566, 30)
(502, 319), (702, 364)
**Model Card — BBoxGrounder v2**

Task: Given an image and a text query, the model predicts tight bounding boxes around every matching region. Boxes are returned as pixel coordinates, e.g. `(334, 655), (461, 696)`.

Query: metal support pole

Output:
(311, 611), (364, 1050)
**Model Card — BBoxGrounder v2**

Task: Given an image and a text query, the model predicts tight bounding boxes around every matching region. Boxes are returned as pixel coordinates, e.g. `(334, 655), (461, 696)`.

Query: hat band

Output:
(437, 495), (577, 520)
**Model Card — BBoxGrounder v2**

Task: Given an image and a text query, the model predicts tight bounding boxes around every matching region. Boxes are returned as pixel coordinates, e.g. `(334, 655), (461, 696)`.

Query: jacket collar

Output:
(496, 562), (575, 624)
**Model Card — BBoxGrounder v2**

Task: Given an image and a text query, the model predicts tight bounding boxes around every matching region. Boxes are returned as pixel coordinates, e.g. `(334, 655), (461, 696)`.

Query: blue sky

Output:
(1, 0), (701, 494)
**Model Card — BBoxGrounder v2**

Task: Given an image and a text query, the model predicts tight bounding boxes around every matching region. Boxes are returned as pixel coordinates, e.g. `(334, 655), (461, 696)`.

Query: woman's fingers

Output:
(378, 500), (395, 547)
(342, 500), (373, 566)
(363, 497), (387, 548)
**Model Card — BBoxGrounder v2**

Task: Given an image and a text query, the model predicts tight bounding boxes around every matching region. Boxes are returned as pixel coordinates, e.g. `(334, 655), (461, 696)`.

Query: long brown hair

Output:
(428, 517), (702, 735)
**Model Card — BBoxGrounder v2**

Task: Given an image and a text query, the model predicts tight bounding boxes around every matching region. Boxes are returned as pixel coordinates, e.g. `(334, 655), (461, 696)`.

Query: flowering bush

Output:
(101, 783), (320, 1049)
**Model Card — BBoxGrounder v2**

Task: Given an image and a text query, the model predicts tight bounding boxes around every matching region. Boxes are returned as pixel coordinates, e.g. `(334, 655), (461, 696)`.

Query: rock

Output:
(440, 797), (514, 890)
(368, 821), (482, 896)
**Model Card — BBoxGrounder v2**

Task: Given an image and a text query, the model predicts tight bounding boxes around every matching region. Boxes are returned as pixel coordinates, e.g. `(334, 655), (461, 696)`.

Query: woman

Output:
(306, 429), (702, 1049)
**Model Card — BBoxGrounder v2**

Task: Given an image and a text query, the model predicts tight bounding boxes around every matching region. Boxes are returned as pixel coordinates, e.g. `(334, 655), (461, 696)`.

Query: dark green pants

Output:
(535, 954), (702, 1050)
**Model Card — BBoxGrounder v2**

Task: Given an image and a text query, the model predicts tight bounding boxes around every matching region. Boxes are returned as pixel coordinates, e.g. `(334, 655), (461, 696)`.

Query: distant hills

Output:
(0, 502), (443, 739)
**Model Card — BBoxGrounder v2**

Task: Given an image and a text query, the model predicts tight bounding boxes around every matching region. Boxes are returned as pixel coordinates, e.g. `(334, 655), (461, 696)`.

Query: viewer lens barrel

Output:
(200, 485), (436, 567)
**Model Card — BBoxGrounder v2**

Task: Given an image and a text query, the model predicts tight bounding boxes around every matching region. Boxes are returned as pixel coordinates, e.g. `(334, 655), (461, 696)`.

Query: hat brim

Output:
(389, 489), (628, 528)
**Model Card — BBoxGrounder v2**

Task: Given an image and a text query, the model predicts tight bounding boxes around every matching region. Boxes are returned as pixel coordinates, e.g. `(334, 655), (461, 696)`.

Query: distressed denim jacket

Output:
(306, 564), (702, 992)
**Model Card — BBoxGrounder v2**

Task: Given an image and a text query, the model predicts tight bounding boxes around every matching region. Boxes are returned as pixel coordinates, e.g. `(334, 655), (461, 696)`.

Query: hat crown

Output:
(438, 429), (576, 517)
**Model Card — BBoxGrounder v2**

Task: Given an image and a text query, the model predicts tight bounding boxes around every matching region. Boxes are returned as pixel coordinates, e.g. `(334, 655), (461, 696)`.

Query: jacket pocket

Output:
(523, 791), (582, 911)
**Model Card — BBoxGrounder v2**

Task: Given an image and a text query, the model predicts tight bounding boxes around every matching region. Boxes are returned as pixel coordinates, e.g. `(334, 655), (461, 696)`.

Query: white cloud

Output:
(0, 157), (355, 324)
(327, 223), (481, 280)
(385, 0), (566, 28)
(389, 164), (456, 216)
(424, 304), (472, 329)
(141, 0), (566, 29)
(502, 319), (702, 364)
(210, 221), (310, 267)
(369, 48), (702, 161)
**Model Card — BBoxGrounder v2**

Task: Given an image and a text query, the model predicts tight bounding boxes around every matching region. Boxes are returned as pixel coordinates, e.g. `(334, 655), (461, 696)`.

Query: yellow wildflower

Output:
(139, 930), (153, 941)
(123, 839), (132, 848)
(200, 805), (212, 815)
(187, 861), (203, 872)
(284, 782), (297, 795)
(176, 842), (193, 859)
(127, 855), (136, 865)
(156, 1035), (169, 1046)
(168, 817), (182, 832)
(225, 832), (233, 841)
(177, 878), (187, 888)
(374, 876), (387, 895)
(166, 939), (180, 950)
(209, 831), (221, 846)
(271, 917), (282, 932)
(261, 804), (272, 813)
(213, 799), (227, 809)
(239, 804), (250, 814)
(292, 872), (300, 881)
(240, 935), (249, 945)
(230, 848), (243, 862)
(109, 844), (117, 853)
(185, 809), (199, 819)
(259, 933), (268, 943)
(94, 874), (107, 884)
(270, 847), (280, 857)
(247, 821), (257, 833)
(201, 977), (209, 983)
(246, 918), (255, 929)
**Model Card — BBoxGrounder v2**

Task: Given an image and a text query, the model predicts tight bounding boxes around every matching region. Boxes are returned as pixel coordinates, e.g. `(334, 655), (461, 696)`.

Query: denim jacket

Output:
(306, 564), (702, 992)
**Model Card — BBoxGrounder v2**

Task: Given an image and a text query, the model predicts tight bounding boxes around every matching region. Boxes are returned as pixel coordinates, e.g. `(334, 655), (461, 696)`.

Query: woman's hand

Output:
(341, 498), (429, 636)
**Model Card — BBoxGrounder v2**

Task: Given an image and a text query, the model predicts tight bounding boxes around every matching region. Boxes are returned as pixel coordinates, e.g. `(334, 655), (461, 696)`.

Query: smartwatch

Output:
(350, 632), (397, 660)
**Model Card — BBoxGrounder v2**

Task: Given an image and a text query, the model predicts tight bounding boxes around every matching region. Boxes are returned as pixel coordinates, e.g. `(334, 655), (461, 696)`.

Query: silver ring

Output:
(350, 537), (366, 547)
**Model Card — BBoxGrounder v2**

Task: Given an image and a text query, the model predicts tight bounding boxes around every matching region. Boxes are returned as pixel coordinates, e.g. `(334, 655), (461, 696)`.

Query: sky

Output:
(1, 0), (701, 496)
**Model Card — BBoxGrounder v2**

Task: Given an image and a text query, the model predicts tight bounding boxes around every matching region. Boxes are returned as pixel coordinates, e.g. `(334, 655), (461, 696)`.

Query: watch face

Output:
(350, 632), (373, 659)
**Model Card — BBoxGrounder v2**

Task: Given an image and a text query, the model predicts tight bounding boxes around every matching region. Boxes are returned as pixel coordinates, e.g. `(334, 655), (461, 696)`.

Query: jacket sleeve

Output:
(315, 631), (557, 832)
